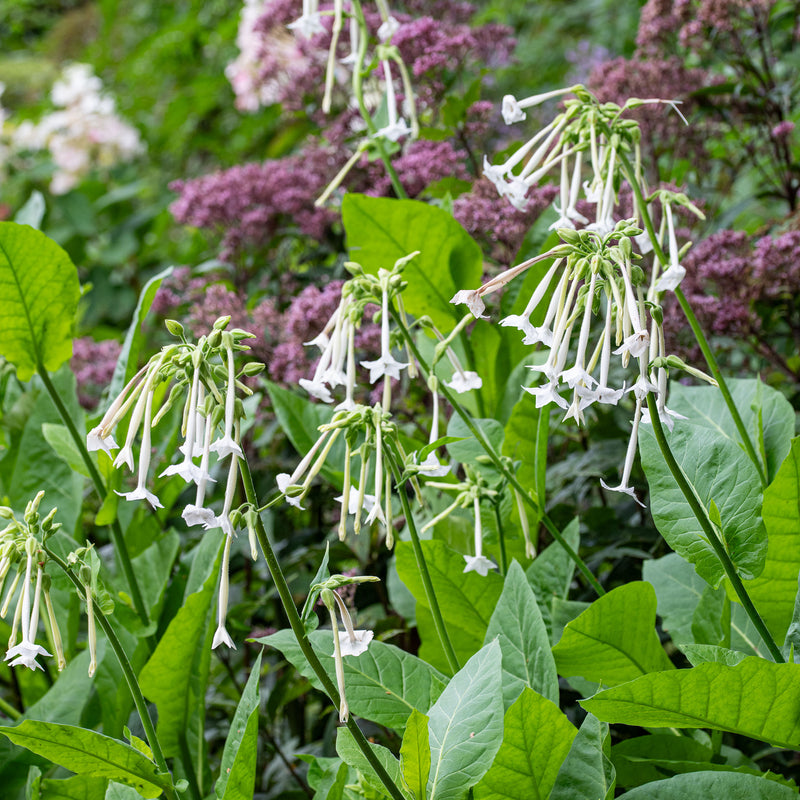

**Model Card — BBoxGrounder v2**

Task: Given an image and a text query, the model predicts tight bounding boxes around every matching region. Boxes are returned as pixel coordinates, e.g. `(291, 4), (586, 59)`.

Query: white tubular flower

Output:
(374, 60), (412, 142)
(182, 410), (218, 528)
(332, 590), (373, 656)
(559, 271), (599, 393)
(463, 496), (496, 577)
(447, 369), (482, 393)
(501, 86), (580, 125)
(87, 362), (149, 457)
(566, 150), (589, 224)
(161, 365), (202, 483)
(418, 388), (450, 477)
(4, 550), (50, 672)
(341, 9), (359, 65)
(586, 144), (616, 236)
(210, 448), (240, 537)
(115, 390), (163, 510)
(600, 398), (645, 507)
(500, 258), (561, 343)
(450, 290), (487, 319)
(655, 202), (686, 292)
(361, 283), (409, 383)
(86, 428), (118, 457)
(212, 533), (236, 650)
(288, 0), (325, 38)
(86, 583), (97, 677)
(580, 296), (625, 407)
(211, 341), (244, 460)
(276, 428), (335, 509)
(377, 15), (400, 41)
(335, 324), (357, 412)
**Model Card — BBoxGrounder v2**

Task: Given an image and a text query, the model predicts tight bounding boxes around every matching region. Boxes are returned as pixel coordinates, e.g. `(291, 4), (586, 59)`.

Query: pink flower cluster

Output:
(71, 337), (123, 409)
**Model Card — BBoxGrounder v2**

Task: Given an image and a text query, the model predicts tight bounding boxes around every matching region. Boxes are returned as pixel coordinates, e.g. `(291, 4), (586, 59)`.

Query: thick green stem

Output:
(237, 459), (407, 800)
(644, 393), (783, 662)
(43, 546), (174, 790)
(37, 366), (151, 627)
(392, 313), (605, 596)
(349, 0), (407, 200)
(385, 445), (461, 674)
(617, 153), (768, 488)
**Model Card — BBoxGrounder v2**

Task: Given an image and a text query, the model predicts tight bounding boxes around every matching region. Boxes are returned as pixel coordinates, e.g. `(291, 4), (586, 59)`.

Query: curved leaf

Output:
(620, 771), (798, 799)
(582, 657), (800, 749)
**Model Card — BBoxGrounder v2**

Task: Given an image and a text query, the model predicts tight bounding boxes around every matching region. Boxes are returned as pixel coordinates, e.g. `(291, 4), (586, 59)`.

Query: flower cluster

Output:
(11, 63), (143, 194)
(87, 318), (264, 648)
(1, 494), (61, 672)
(71, 337), (123, 410)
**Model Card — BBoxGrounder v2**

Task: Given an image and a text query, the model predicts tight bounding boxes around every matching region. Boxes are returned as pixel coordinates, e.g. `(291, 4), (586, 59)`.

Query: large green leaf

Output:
(484, 561), (557, 706)
(474, 688), (576, 800)
(0, 721), (170, 798)
(639, 417), (766, 586)
(0, 222), (80, 381)
(427, 641), (504, 800)
(582, 657), (800, 748)
(396, 540), (503, 672)
(742, 437), (800, 643)
(620, 771), (798, 799)
(39, 775), (109, 799)
(260, 630), (447, 733)
(669, 379), (794, 485)
(525, 518), (579, 641)
(552, 582), (673, 686)
(215, 651), (262, 800)
(336, 728), (411, 799)
(342, 194), (482, 331)
(139, 556), (219, 757)
(549, 713), (615, 800)
(400, 710), (431, 800)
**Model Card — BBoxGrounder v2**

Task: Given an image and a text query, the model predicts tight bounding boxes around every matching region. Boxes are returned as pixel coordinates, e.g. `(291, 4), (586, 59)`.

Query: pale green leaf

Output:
(216, 651), (262, 800)
(620, 771), (798, 798)
(552, 582), (673, 686)
(639, 417), (766, 585)
(105, 782), (147, 799)
(549, 713), (615, 800)
(0, 222), (80, 381)
(0, 721), (170, 799)
(38, 775), (109, 799)
(679, 645), (748, 667)
(582, 657), (800, 749)
(400, 710), (431, 800)
(42, 423), (90, 478)
(427, 641), (504, 800)
(484, 561), (557, 706)
(336, 727), (411, 799)
(474, 688), (576, 800)
(260, 630), (447, 733)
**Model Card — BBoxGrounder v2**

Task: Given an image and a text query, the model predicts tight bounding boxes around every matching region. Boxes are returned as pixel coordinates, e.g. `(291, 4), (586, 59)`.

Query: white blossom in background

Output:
(11, 63), (143, 194)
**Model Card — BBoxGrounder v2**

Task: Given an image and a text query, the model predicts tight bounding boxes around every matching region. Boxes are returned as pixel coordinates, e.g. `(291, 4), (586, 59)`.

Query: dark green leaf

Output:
(620, 771), (798, 798)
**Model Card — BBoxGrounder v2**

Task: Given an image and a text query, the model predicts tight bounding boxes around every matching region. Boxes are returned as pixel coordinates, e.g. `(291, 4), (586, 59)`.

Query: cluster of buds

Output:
(1, 493), (63, 672)
(313, 573), (379, 723)
(87, 317), (265, 649)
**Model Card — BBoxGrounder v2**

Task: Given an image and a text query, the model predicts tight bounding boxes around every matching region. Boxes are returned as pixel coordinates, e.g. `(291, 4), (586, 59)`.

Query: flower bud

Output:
(165, 319), (185, 337)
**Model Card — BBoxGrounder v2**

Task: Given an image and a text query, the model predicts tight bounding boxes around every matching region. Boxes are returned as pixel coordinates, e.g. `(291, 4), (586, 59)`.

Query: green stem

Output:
(644, 393), (783, 662)
(349, 0), (407, 200)
(392, 313), (605, 596)
(37, 365), (151, 627)
(42, 546), (174, 791)
(237, 459), (407, 800)
(617, 153), (768, 488)
(534, 405), (549, 510)
(0, 695), (21, 720)
(385, 444), (461, 674)
(493, 502), (508, 576)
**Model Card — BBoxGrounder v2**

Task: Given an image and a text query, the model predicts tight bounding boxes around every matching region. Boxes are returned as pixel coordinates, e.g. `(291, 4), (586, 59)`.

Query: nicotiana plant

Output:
(0, 2), (799, 800)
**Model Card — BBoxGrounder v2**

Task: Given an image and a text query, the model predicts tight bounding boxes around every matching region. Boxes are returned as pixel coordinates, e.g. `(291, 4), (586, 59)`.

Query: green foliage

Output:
(400, 710), (431, 800)
(620, 771), (799, 798)
(549, 714), (615, 800)
(0, 223), (80, 381)
(0, 721), (171, 798)
(583, 658), (800, 749)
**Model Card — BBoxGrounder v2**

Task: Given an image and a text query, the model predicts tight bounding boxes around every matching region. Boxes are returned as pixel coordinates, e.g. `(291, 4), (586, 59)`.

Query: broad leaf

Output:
(639, 417), (766, 586)
(139, 557), (219, 757)
(0, 222), (80, 380)
(742, 437), (800, 643)
(474, 688), (576, 800)
(396, 540), (503, 671)
(445, 416), (505, 466)
(427, 641), (504, 800)
(342, 194), (482, 331)
(260, 630), (447, 733)
(0, 721), (170, 799)
(620, 771), (798, 798)
(549, 713), (615, 800)
(582, 657), (800, 749)
(679, 644), (748, 666)
(400, 710), (431, 800)
(669, 379), (794, 485)
(484, 561), (557, 706)
(552, 582), (673, 686)
(215, 651), (262, 800)
(38, 775), (109, 799)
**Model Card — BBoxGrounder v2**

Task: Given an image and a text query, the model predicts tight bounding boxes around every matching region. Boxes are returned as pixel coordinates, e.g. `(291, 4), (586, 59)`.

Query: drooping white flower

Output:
(446, 369), (482, 394)
(463, 496), (496, 576)
(600, 397), (645, 507)
(86, 427), (118, 457)
(373, 60), (412, 142)
(655, 202), (686, 292)
(116, 390), (163, 510)
(160, 365), (203, 483)
(211, 533), (236, 650)
(361, 283), (408, 383)
(210, 341), (244, 460)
